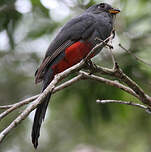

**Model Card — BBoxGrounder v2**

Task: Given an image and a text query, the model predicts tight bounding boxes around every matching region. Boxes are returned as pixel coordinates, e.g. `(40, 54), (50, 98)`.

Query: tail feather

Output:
(32, 68), (54, 149)
(31, 93), (51, 149)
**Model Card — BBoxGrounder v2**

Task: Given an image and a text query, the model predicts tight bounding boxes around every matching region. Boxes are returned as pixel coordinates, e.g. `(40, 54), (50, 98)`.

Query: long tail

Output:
(32, 69), (53, 149)
(31, 93), (51, 148)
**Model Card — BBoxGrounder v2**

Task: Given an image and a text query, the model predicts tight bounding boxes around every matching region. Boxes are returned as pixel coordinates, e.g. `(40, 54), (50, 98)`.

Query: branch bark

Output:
(92, 64), (151, 106)
(96, 99), (151, 113)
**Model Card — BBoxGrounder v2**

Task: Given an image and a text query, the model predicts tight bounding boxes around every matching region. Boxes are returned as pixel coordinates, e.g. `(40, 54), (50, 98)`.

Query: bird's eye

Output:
(99, 3), (105, 8)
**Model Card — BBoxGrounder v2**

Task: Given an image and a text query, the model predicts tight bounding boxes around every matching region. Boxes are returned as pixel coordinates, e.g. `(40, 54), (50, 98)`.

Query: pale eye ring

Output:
(97, 5), (101, 9)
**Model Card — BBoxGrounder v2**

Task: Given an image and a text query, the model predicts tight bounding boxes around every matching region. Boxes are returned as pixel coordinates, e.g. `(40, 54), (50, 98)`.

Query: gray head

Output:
(86, 3), (120, 16)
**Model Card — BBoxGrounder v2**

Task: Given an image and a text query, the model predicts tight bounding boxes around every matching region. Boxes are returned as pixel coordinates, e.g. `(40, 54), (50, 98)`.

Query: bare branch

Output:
(80, 71), (140, 99)
(1, 34), (151, 145)
(96, 99), (151, 114)
(0, 69), (141, 121)
(93, 64), (151, 106)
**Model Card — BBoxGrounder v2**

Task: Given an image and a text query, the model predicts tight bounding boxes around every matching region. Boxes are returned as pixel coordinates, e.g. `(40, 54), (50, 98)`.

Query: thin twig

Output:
(95, 37), (113, 49)
(0, 105), (12, 110)
(0, 95), (39, 110)
(107, 37), (116, 68)
(119, 43), (151, 67)
(85, 34), (113, 60)
(96, 99), (151, 114)
(108, 47), (116, 68)
(0, 95), (38, 120)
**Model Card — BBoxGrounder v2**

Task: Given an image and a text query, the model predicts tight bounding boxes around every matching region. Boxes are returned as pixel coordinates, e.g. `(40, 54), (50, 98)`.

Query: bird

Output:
(32, 2), (120, 149)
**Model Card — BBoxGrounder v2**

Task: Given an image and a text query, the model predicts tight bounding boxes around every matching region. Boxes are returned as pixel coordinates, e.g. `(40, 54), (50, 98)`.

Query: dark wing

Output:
(35, 14), (96, 83)
(35, 40), (74, 83)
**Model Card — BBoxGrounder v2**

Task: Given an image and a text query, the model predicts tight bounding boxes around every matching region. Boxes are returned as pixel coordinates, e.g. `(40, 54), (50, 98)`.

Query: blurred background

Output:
(0, 0), (151, 151)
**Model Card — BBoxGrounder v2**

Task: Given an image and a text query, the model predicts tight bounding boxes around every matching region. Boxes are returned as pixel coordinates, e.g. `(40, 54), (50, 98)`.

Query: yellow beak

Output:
(109, 8), (120, 14)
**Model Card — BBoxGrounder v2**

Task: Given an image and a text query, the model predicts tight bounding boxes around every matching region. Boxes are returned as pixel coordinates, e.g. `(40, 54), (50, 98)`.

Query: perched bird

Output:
(32, 3), (120, 148)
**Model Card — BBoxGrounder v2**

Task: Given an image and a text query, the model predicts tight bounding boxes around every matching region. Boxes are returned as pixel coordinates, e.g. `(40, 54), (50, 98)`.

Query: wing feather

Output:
(35, 40), (74, 83)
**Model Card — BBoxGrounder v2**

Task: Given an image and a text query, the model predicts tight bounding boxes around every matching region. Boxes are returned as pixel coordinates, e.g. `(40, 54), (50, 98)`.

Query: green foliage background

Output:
(0, 0), (151, 151)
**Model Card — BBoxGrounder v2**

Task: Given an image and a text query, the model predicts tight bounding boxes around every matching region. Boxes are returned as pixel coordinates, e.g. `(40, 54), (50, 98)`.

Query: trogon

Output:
(32, 3), (120, 148)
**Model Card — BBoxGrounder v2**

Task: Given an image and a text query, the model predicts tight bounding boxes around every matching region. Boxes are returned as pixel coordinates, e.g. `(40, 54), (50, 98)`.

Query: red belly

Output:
(52, 41), (93, 74)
